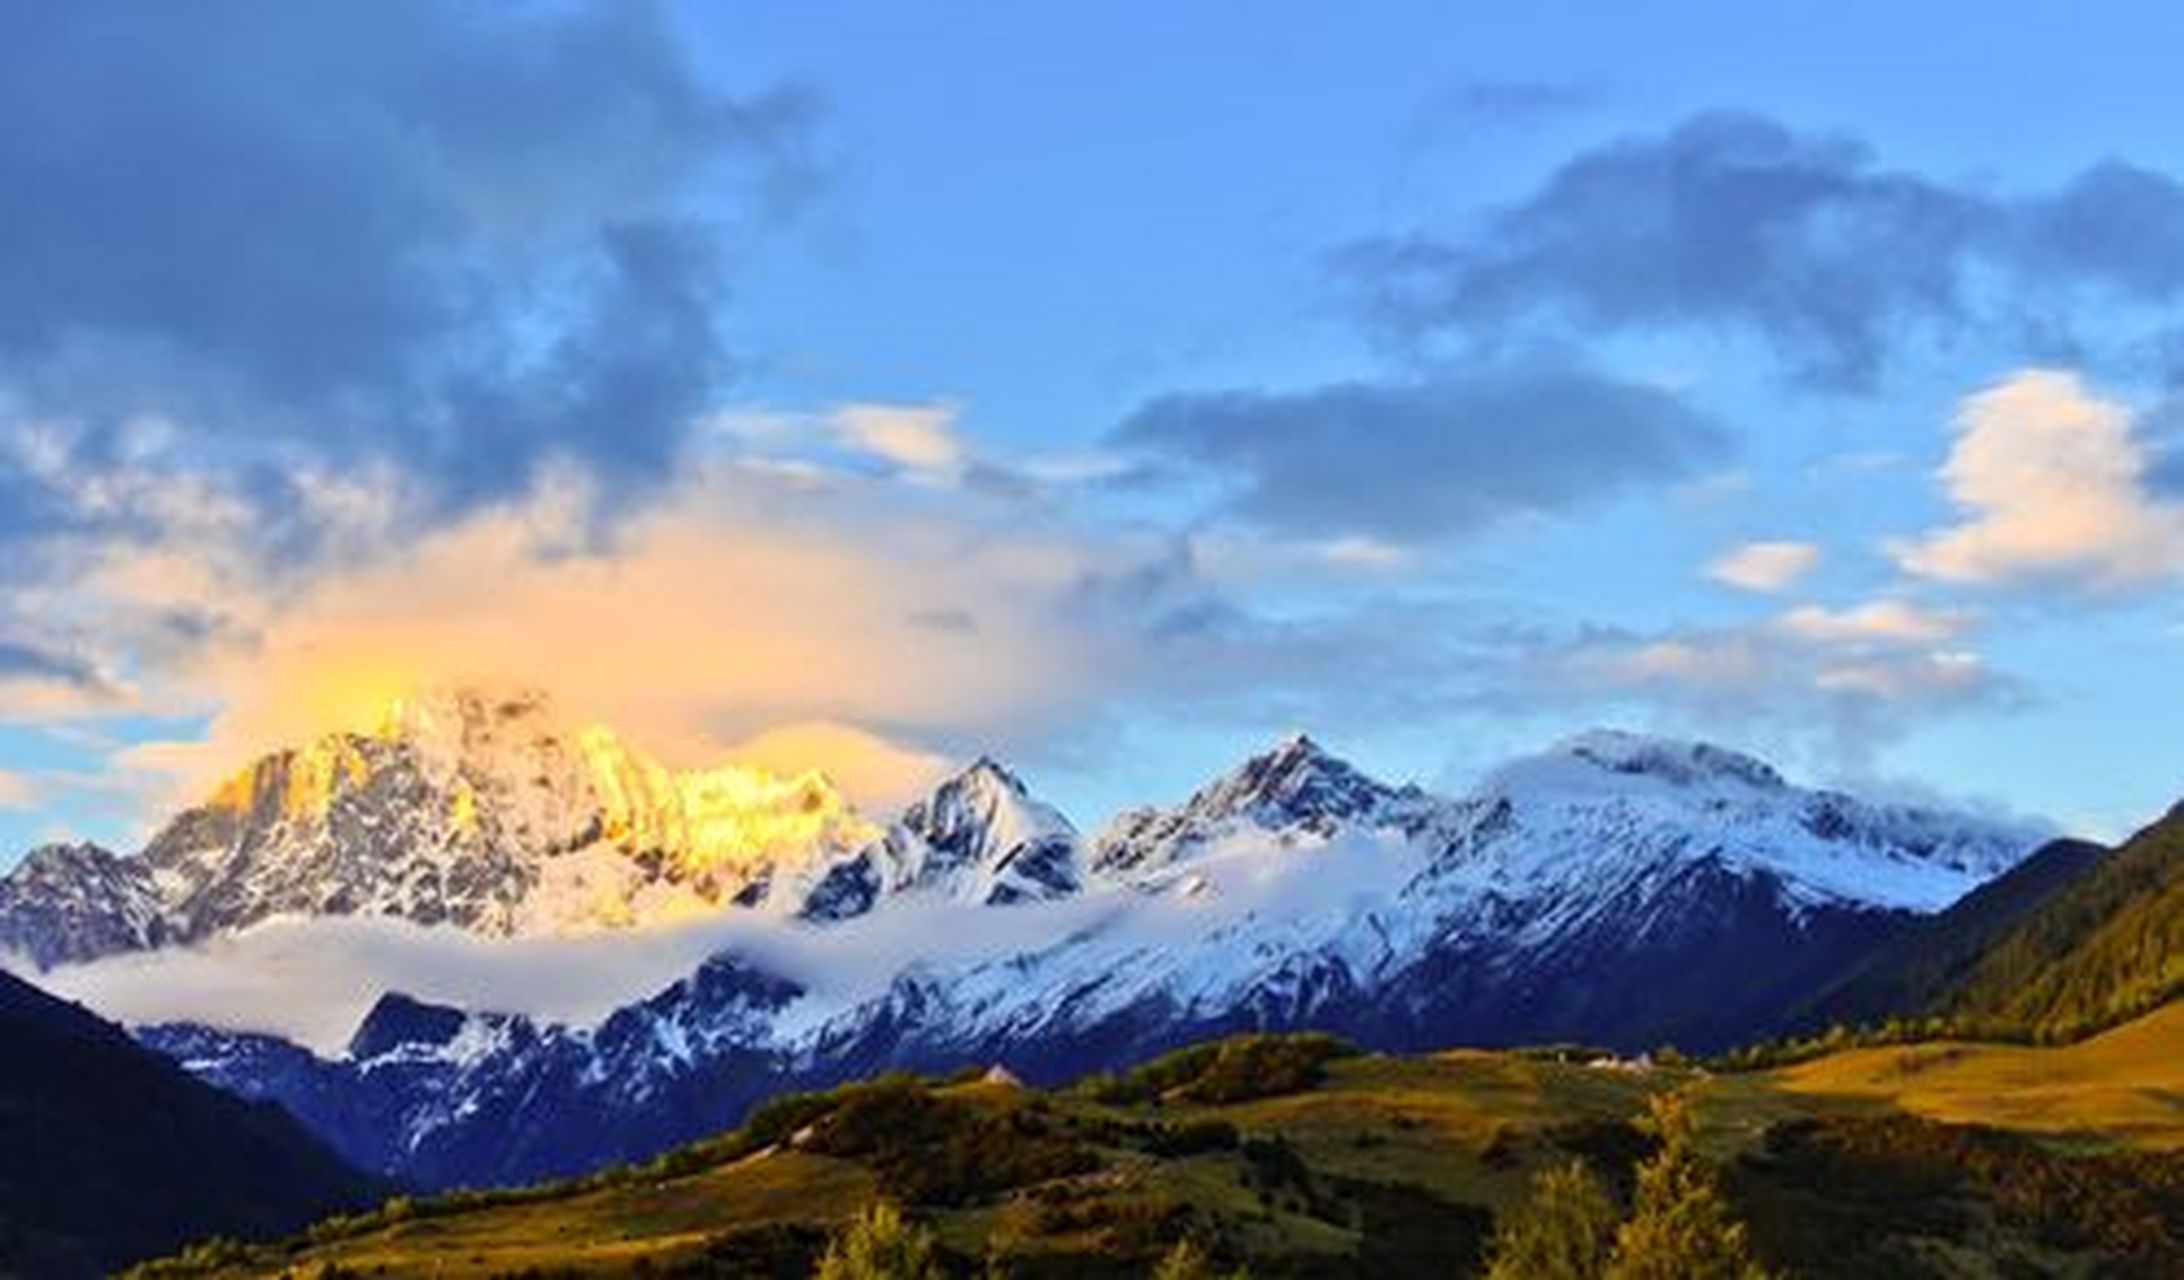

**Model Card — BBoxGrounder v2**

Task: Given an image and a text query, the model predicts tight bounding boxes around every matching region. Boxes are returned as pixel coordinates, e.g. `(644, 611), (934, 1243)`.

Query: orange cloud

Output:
(1894, 369), (2184, 588)
(100, 461), (1141, 815)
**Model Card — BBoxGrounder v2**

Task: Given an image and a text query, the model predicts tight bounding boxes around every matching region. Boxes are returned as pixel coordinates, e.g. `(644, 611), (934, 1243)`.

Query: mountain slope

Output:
(1939, 804), (2184, 1035)
(0, 968), (383, 1277)
(1792, 836), (2108, 1030)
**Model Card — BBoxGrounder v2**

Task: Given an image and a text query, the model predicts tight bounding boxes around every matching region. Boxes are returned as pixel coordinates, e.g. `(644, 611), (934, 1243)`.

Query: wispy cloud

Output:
(0, 770), (36, 811)
(1707, 540), (1821, 593)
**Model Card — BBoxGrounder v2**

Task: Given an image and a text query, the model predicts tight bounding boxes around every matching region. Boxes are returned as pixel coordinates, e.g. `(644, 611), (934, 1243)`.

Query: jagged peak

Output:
(14, 840), (124, 869)
(951, 755), (1031, 798)
(346, 991), (470, 1060)
(904, 755), (1075, 845)
(376, 685), (560, 743)
(1194, 732), (1394, 821)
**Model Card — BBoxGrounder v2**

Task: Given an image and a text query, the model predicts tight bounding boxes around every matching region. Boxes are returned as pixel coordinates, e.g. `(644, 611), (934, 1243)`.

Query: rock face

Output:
(799, 759), (1082, 920)
(126, 689), (883, 945)
(132, 728), (2045, 1191)
(0, 843), (166, 968)
(1090, 734), (1433, 878)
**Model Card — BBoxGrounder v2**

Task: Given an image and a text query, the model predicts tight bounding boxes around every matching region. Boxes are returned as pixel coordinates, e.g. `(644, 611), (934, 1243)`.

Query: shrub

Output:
(1150, 1237), (1248, 1280)
(1142, 1119), (1241, 1157)
(1085, 1033), (1354, 1107)
(1484, 1160), (1619, 1280)
(814, 1203), (940, 1280)
(802, 1081), (1097, 1205)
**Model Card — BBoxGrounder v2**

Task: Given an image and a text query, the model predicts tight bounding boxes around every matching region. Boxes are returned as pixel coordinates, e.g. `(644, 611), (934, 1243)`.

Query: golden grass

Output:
(1762, 1001), (2184, 1150)
(168, 1003), (2184, 1276)
(257, 1150), (875, 1277)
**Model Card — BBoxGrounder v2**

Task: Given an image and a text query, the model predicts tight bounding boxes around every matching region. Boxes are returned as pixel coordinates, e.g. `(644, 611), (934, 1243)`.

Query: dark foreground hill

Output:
(0, 969), (385, 1277)
(129, 1008), (2184, 1279)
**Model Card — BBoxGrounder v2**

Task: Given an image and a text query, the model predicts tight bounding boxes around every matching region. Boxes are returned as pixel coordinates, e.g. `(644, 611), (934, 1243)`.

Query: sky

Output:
(4, 0), (2184, 863)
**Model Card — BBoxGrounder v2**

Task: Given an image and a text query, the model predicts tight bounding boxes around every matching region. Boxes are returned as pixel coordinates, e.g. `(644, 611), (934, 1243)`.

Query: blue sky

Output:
(3, 0), (2183, 861)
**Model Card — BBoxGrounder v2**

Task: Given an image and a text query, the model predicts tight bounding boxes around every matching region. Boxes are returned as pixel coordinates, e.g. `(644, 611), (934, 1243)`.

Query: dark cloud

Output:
(1340, 112), (2184, 391)
(1112, 361), (1727, 542)
(0, 639), (109, 693)
(0, 0), (813, 511)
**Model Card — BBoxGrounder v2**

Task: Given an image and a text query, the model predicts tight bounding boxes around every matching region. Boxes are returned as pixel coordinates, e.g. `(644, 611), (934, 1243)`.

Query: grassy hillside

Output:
(1943, 808), (2184, 1036)
(1759, 1000), (2184, 1148)
(131, 1014), (2184, 1278)
(1793, 836), (2107, 1031)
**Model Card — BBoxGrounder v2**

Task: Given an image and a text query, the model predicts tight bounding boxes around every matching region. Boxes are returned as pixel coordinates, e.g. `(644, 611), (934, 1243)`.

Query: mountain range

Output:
(0, 688), (2075, 1190)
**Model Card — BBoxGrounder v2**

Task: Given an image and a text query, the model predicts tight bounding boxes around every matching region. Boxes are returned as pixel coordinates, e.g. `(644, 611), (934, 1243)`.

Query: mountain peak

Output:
(1088, 735), (1414, 880)
(377, 686), (558, 742)
(346, 991), (470, 1061)
(955, 756), (1030, 798)
(1198, 732), (1394, 826)
(792, 755), (1080, 920)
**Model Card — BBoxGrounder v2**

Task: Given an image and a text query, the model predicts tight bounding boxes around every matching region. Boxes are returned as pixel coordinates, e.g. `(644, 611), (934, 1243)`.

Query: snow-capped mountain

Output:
(144, 957), (806, 1187)
(1090, 733), (1433, 879)
(130, 689), (885, 944)
(127, 728), (2046, 1190)
(798, 759), (1082, 920)
(0, 843), (167, 968)
(0, 690), (1101, 968)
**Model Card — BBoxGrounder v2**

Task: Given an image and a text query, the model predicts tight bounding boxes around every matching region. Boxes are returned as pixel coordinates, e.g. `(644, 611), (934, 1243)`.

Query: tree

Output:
(814, 1202), (941, 1280)
(1151, 1238), (1248, 1280)
(1604, 1093), (1771, 1280)
(1484, 1159), (1619, 1280)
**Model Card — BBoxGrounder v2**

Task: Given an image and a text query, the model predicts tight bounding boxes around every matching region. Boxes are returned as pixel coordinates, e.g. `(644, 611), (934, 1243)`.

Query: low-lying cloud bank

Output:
(23, 828), (1436, 1056)
(26, 894), (1121, 1055)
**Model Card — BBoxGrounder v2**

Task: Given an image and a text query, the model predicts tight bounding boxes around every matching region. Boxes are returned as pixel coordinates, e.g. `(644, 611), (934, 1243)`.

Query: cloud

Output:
(32, 897), (1126, 1053)
(34, 826), (1424, 1053)
(0, 637), (125, 718)
(1708, 540), (1820, 593)
(1777, 600), (1967, 644)
(1113, 360), (1726, 543)
(0, 770), (35, 811)
(0, 1), (815, 516)
(0, 404), (1532, 827)
(1893, 369), (2184, 588)
(832, 403), (968, 478)
(1488, 599), (2011, 766)
(102, 467), (1141, 805)
(718, 722), (951, 815)
(1339, 112), (2184, 391)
